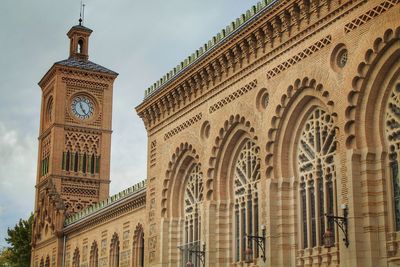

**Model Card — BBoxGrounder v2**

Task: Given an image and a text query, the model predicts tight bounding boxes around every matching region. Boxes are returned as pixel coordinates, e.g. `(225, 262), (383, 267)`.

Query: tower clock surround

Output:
(69, 93), (97, 121)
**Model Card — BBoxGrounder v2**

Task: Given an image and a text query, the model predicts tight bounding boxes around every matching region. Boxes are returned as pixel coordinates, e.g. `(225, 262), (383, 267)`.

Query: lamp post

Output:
(324, 204), (349, 248)
(245, 224), (266, 263)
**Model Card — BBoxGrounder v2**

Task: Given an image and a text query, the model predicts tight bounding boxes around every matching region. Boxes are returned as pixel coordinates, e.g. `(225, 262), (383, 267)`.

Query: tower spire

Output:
(79, 1), (85, 25)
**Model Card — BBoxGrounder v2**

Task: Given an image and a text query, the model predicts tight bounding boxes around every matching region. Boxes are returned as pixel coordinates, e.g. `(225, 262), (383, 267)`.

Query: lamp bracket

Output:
(325, 207), (349, 247)
(178, 242), (206, 267)
(246, 228), (266, 262)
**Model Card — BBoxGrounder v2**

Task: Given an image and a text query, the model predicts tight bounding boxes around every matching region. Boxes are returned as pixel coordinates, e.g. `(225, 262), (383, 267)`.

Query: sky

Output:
(0, 0), (261, 248)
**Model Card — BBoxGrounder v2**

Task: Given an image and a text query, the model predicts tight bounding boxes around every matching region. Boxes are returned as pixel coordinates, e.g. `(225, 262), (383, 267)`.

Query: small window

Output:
(77, 39), (84, 54)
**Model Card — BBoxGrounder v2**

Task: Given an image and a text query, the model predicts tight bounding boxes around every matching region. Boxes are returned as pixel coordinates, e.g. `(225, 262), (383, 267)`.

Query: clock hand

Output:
(79, 102), (87, 115)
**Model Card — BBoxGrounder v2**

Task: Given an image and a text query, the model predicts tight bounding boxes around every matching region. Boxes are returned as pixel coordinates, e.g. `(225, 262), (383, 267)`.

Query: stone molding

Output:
(136, 0), (366, 131)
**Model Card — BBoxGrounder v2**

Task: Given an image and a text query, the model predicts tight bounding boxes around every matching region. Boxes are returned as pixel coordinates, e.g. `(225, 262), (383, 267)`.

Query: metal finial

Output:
(79, 0), (83, 25)
(82, 4), (86, 25)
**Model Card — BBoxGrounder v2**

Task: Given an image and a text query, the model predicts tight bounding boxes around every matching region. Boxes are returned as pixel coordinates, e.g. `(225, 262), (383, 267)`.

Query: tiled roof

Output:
(55, 57), (118, 76)
(70, 24), (93, 33)
(64, 180), (147, 226)
(142, 0), (278, 100)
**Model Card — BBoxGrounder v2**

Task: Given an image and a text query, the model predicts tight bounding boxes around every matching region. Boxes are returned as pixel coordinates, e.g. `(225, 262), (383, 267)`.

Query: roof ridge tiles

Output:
(64, 179), (147, 226)
(55, 57), (118, 76)
(142, 0), (277, 100)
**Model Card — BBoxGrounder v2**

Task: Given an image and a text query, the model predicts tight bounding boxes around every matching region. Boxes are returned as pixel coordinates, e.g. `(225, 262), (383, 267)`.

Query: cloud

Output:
(0, 0), (261, 248)
(0, 122), (36, 247)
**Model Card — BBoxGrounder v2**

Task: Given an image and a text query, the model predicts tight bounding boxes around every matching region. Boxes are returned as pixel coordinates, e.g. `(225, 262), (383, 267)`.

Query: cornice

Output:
(39, 64), (116, 89)
(38, 123), (112, 140)
(136, 0), (363, 131)
(63, 190), (146, 234)
(62, 76), (109, 90)
(64, 180), (147, 227)
(138, 0), (365, 133)
(141, 0), (282, 100)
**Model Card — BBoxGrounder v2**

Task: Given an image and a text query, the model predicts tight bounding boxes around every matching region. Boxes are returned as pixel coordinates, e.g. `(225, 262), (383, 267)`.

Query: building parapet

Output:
(64, 180), (147, 226)
(142, 0), (277, 100)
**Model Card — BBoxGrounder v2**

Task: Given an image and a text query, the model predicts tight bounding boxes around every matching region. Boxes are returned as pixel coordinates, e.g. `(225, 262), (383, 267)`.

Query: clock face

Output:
(71, 96), (94, 120)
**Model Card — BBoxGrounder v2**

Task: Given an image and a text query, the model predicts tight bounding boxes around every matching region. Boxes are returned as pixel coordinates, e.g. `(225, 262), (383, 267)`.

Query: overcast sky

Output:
(0, 0), (261, 248)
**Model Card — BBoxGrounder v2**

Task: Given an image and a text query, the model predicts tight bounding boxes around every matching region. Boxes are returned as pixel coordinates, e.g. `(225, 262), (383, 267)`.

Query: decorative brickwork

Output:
(149, 140), (157, 168)
(265, 77), (335, 178)
(65, 85), (103, 127)
(209, 80), (257, 113)
(266, 36), (332, 79)
(32, 1), (400, 266)
(345, 27), (400, 148)
(164, 113), (203, 140)
(344, 0), (400, 33)
(40, 134), (51, 177)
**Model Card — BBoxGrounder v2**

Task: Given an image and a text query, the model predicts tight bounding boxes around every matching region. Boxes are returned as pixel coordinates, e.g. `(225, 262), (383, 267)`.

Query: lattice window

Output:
(234, 140), (260, 262)
(41, 134), (51, 177)
(386, 81), (400, 230)
(298, 108), (336, 248)
(181, 164), (203, 266)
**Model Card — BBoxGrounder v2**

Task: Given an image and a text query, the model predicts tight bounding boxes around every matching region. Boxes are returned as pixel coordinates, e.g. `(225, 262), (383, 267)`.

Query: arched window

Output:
(74, 152), (79, 172)
(234, 140), (260, 262)
(45, 255), (50, 267)
(139, 234), (145, 267)
(109, 233), (120, 267)
(91, 154), (95, 174)
(386, 82), (400, 230)
(72, 247), (80, 267)
(298, 108), (336, 248)
(65, 151), (71, 171)
(82, 153), (87, 173)
(181, 164), (203, 266)
(89, 241), (98, 267)
(133, 224), (145, 267)
(77, 39), (84, 54)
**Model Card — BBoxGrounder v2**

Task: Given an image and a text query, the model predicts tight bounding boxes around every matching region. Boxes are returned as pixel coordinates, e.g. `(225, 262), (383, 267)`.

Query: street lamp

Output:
(324, 204), (349, 248)
(245, 224), (266, 262)
(185, 241), (206, 267)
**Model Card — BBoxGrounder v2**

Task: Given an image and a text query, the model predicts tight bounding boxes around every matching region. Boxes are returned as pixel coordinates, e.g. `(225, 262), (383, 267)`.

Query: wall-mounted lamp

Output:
(324, 204), (349, 248)
(185, 241), (206, 267)
(245, 224), (266, 262)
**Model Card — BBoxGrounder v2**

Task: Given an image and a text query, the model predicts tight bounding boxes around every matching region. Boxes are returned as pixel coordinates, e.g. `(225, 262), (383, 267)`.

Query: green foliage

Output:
(3, 213), (33, 267)
(0, 247), (15, 267)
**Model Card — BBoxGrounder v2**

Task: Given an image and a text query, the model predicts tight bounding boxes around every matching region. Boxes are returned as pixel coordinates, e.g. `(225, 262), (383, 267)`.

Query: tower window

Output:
(77, 39), (84, 54)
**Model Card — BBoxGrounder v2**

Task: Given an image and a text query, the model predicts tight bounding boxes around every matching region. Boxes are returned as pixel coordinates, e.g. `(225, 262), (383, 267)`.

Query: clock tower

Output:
(34, 20), (117, 224)
(31, 21), (118, 265)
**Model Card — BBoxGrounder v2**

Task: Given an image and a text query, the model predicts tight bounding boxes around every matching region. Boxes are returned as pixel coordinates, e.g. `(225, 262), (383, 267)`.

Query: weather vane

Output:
(79, 0), (86, 25)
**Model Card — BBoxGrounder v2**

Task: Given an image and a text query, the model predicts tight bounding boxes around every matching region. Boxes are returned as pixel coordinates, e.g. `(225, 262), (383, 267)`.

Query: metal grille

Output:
(298, 108), (337, 248)
(181, 164), (203, 266)
(234, 140), (260, 261)
(386, 81), (400, 230)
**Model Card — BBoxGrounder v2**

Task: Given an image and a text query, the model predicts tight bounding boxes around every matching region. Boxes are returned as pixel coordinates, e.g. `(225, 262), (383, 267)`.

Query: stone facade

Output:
(31, 0), (400, 266)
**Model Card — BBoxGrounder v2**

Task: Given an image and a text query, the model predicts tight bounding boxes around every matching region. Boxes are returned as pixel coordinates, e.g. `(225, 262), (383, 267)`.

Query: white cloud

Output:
(0, 0), (261, 247)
